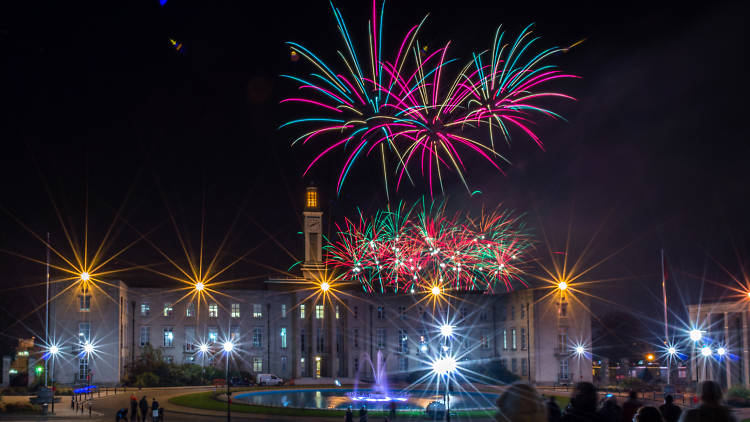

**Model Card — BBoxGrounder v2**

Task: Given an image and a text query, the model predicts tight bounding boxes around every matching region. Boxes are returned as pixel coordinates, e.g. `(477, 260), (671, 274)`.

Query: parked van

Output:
(256, 374), (283, 386)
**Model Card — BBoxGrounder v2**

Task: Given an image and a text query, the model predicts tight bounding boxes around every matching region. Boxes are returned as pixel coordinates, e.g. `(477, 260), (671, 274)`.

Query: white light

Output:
(49, 345), (59, 355)
(689, 329), (702, 342)
(717, 347), (726, 356)
(431, 286), (441, 296)
(80, 272), (90, 282)
(199, 344), (209, 353)
(195, 282), (204, 291)
(667, 347), (677, 355)
(432, 356), (457, 376)
(701, 346), (712, 357)
(83, 343), (94, 354)
(320, 282), (330, 292)
(439, 324), (454, 338)
(558, 281), (568, 291)
(575, 346), (585, 355)
(223, 341), (234, 352)
(420, 344), (428, 353)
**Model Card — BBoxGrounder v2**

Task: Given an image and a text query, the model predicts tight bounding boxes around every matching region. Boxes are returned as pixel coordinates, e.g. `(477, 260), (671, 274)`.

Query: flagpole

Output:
(45, 232), (50, 388)
(662, 248), (670, 385)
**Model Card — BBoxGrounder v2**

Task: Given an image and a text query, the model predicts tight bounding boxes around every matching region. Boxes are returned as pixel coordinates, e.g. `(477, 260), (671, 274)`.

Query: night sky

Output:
(1, 0), (746, 352)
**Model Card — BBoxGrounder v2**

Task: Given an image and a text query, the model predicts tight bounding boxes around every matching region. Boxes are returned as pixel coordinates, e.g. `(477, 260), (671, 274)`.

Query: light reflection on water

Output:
(234, 389), (498, 411)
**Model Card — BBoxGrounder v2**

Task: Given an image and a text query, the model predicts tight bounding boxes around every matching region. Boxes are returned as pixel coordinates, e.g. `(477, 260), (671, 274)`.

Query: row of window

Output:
(500, 357), (529, 376)
(139, 302), (276, 319)
(139, 326), (282, 349)
(501, 327), (528, 351)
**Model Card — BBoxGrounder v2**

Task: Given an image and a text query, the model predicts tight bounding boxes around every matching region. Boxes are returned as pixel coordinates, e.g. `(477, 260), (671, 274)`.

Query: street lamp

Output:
(195, 282), (204, 292)
(689, 329), (702, 342)
(439, 324), (454, 339)
(48, 345), (59, 413)
(431, 356), (457, 422)
(319, 282), (330, 292)
(223, 341), (234, 422)
(558, 281), (568, 291)
(574, 346), (586, 381)
(431, 286), (442, 296)
(80, 272), (90, 282)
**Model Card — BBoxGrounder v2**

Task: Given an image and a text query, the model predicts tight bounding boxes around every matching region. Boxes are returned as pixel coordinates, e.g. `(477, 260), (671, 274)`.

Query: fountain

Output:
(346, 350), (409, 403)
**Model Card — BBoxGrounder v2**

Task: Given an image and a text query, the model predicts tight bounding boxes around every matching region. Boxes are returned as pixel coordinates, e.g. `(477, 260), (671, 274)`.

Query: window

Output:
(186, 303), (195, 318)
(141, 303), (151, 317)
(353, 328), (359, 348)
(512, 358), (517, 373)
(560, 301), (568, 317)
(208, 327), (218, 343)
(306, 189), (317, 208)
(78, 322), (91, 344)
(280, 328), (287, 349)
(376, 328), (386, 349)
(335, 305), (340, 319)
(560, 359), (569, 379)
(511, 328), (517, 350)
(480, 329), (490, 349)
(300, 358), (306, 377)
(185, 356), (195, 363)
(232, 303), (241, 318)
(281, 304), (287, 318)
(300, 328), (305, 352)
(281, 356), (287, 373)
(315, 304), (324, 319)
(479, 310), (488, 322)
(79, 294), (91, 312)
(79, 358), (89, 380)
(557, 327), (568, 351)
(300, 304), (306, 319)
(353, 306), (358, 318)
(398, 329), (408, 353)
(398, 306), (406, 319)
(522, 358), (528, 376)
(230, 326), (240, 341)
(208, 303), (218, 318)
(253, 328), (263, 348)
(140, 326), (150, 346)
(163, 328), (174, 347)
(163, 356), (173, 364)
(511, 306), (515, 320)
(398, 356), (409, 371)
(253, 304), (262, 318)
(377, 306), (385, 320)
(521, 305), (526, 319)
(521, 328), (527, 350)
(163, 303), (173, 317)
(185, 327), (195, 351)
(354, 358), (359, 373)
(253, 357), (263, 372)
(503, 329), (508, 350)
(316, 327), (325, 352)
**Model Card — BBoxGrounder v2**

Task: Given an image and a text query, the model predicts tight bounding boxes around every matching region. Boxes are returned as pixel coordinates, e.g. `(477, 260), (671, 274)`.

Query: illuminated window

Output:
(208, 327), (218, 343)
(253, 357), (263, 372)
(208, 303), (218, 318)
(253, 304), (262, 318)
(398, 329), (408, 353)
(503, 329), (508, 350)
(300, 304), (306, 319)
(306, 189), (317, 208)
(163, 328), (174, 347)
(281, 304), (287, 318)
(231, 303), (240, 318)
(335, 305), (340, 319)
(78, 322), (91, 344)
(512, 328), (517, 350)
(186, 303), (195, 318)
(163, 303), (173, 317)
(280, 328), (287, 349)
(79, 295), (91, 312)
(300, 357), (306, 377)
(141, 303), (150, 317)
(315, 305), (324, 319)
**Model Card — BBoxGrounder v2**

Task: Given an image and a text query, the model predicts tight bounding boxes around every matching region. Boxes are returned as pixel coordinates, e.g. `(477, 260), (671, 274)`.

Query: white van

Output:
(256, 374), (283, 386)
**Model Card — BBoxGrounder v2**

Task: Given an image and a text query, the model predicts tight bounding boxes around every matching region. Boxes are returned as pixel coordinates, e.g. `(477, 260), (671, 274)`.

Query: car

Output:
(256, 374), (283, 386)
(229, 377), (251, 387)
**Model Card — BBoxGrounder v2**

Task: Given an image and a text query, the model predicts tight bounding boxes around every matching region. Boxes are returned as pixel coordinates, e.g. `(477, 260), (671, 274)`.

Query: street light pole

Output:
(226, 354), (230, 422)
(45, 232), (50, 388)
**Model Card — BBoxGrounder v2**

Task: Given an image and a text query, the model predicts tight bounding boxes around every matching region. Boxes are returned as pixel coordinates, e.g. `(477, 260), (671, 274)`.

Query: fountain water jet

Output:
(347, 350), (409, 403)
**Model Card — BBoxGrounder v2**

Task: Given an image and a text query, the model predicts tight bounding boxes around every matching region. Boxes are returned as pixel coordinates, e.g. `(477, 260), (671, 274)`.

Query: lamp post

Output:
(49, 345), (58, 413)
(689, 330), (702, 385)
(439, 324), (454, 422)
(223, 341), (234, 422)
(575, 346), (585, 381)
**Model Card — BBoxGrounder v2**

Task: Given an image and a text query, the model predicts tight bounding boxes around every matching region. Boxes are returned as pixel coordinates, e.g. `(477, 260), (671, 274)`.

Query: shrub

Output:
(134, 372), (160, 387)
(727, 386), (750, 400)
(619, 377), (646, 391)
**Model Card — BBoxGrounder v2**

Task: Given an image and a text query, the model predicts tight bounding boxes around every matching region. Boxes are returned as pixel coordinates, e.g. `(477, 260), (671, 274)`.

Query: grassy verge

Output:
(169, 391), (497, 418)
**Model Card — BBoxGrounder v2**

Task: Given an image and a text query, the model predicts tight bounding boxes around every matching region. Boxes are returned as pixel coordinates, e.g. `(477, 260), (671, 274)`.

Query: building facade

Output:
(687, 300), (750, 389)
(49, 188), (592, 387)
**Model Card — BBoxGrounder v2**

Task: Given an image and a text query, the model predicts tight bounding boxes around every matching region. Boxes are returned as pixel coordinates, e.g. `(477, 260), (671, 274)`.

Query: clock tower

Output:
(302, 186), (323, 279)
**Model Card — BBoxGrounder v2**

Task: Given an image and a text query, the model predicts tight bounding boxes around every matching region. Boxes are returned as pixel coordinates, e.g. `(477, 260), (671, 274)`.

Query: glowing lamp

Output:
(420, 344), (428, 353)
(83, 343), (94, 354)
(195, 282), (204, 292)
(223, 341), (234, 352)
(689, 329), (702, 342)
(80, 272), (90, 282)
(432, 356), (457, 376)
(430, 286), (441, 296)
(49, 345), (59, 355)
(700, 346), (712, 357)
(747, 291), (750, 298)
(717, 347), (726, 356)
(320, 282), (330, 292)
(574, 346), (585, 355)
(558, 281), (568, 291)
(439, 324), (454, 338)
(646, 354), (655, 361)
(667, 347), (677, 355)
(199, 344), (209, 353)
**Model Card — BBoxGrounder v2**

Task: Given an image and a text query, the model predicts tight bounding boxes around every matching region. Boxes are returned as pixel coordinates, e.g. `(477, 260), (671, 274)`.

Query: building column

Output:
(743, 311), (750, 388)
(725, 312), (732, 388)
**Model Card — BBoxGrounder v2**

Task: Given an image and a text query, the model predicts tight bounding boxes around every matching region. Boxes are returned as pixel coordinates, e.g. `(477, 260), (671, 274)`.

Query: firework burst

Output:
(325, 200), (532, 294)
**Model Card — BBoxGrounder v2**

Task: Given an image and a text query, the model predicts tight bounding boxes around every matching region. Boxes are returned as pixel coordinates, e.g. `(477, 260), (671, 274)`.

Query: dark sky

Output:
(1, 0), (747, 351)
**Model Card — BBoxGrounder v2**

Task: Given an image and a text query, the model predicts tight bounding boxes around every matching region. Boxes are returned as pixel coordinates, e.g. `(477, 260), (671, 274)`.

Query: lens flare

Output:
(690, 329), (702, 342)
(431, 356), (457, 376)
